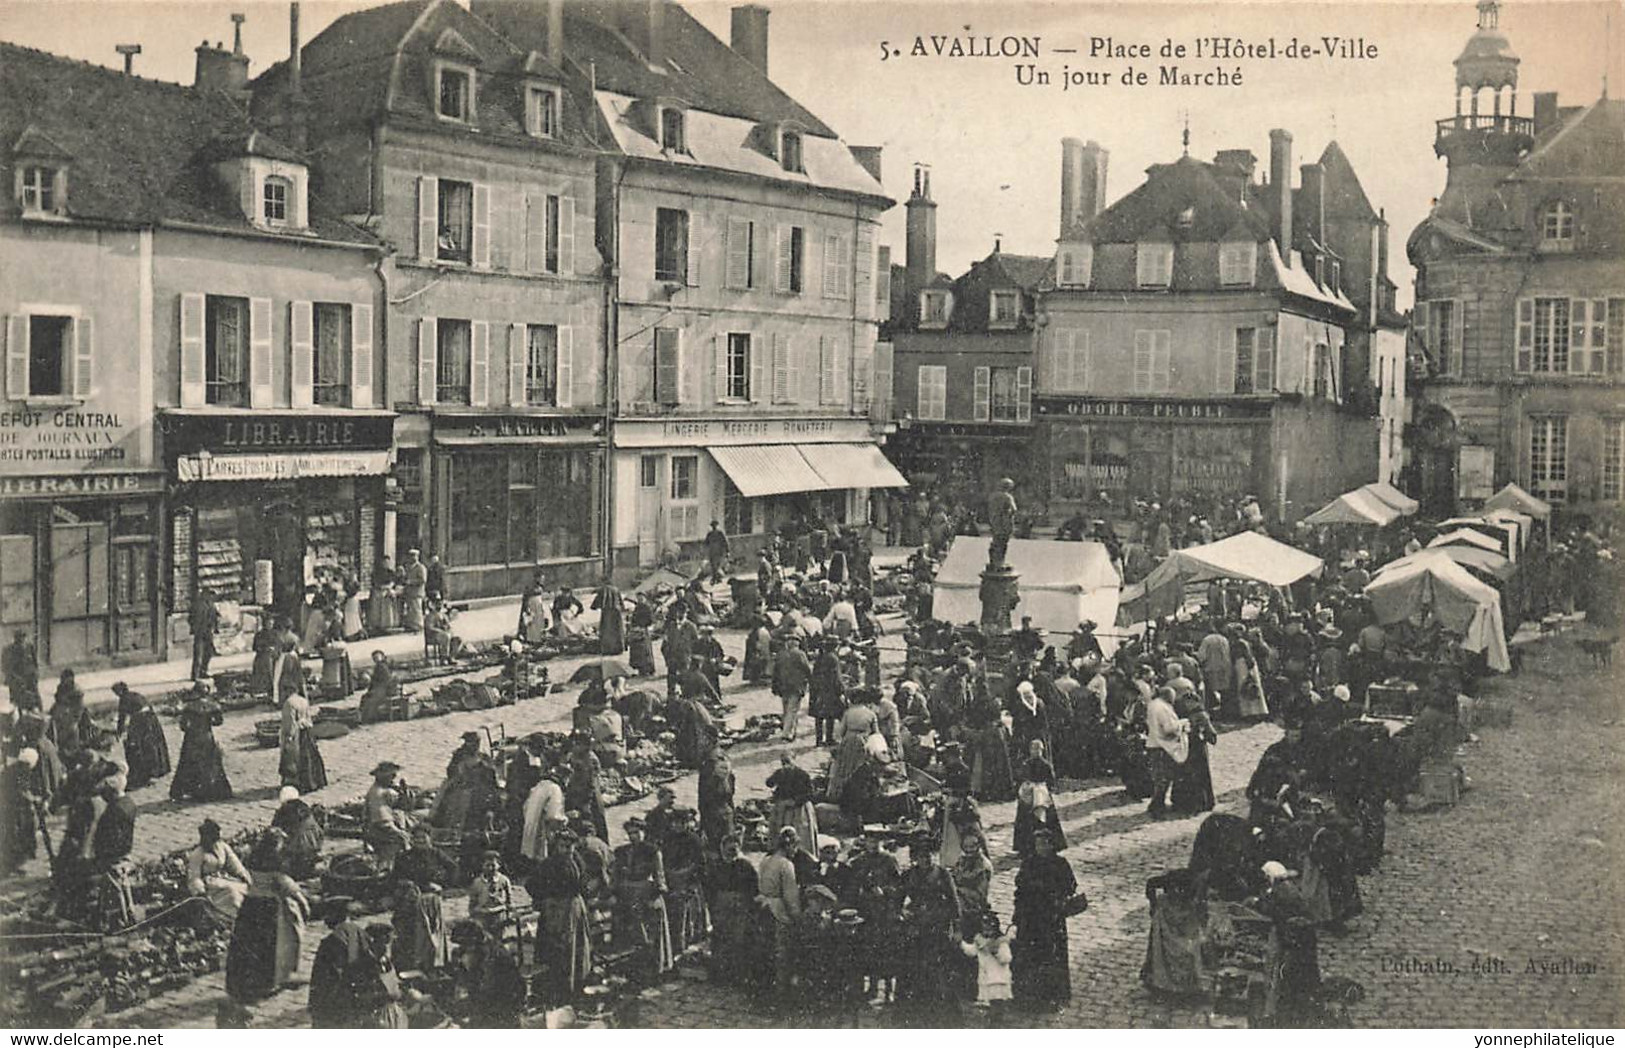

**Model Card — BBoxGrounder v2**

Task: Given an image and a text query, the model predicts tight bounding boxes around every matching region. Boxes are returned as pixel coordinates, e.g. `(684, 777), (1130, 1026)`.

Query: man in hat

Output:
(1197, 621), (1233, 718)
(661, 807), (707, 953)
(3, 629), (40, 712)
(364, 761), (413, 861)
(899, 833), (962, 1012)
(449, 920), (526, 1028)
(757, 825), (804, 1003)
(772, 634), (813, 743)
(447, 731), (483, 781)
(189, 596), (219, 681)
(703, 519), (730, 582)
(643, 786), (681, 847)
(694, 625), (727, 698)
(663, 602), (700, 701)
(1012, 615), (1045, 662)
(400, 550), (427, 631)
(987, 478), (1018, 568)
(1067, 621), (1104, 664)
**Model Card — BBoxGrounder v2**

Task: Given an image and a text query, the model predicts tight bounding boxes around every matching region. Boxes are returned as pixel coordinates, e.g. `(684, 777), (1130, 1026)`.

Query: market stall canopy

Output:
(1362, 481), (1420, 517)
(932, 537), (1122, 656)
(1364, 551), (1511, 672)
(1429, 528), (1502, 554)
(1436, 517), (1519, 562)
(1482, 508), (1533, 549)
(1125, 532), (1323, 622)
(707, 443), (906, 497)
(1304, 488), (1401, 527)
(1380, 545), (1513, 583)
(1484, 482), (1552, 520)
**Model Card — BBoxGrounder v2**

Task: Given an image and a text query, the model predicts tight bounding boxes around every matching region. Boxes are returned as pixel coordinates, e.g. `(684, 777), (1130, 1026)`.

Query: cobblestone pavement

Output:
(12, 625), (1624, 1028)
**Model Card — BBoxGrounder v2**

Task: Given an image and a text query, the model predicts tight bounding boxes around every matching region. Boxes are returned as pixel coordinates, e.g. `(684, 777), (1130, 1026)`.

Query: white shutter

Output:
(686, 213), (702, 287)
(1016, 366), (1032, 423)
(726, 216), (750, 289)
(786, 336), (801, 403)
(556, 326), (573, 408)
(6, 314), (28, 399)
(1154, 331), (1172, 392)
(1591, 298), (1609, 374)
(418, 316), (438, 405)
(509, 324), (527, 405)
(526, 195), (547, 274)
(558, 196), (576, 275)
(1449, 299), (1464, 376)
(1052, 330), (1072, 392)
(289, 301), (314, 409)
(851, 337), (872, 410)
(72, 315), (93, 399)
(820, 336), (836, 404)
(854, 225), (874, 319)
(470, 320), (490, 406)
(1080, 331), (1091, 391)
(350, 303), (373, 408)
(714, 334), (729, 402)
(249, 297), (273, 407)
(1218, 331), (1235, 394)
(776, 225), (793, 293)
(1515, 298), (1533, 373)
(417, 176), (437, 263)
(497, 187), (519, 271)
(831, 338), (846, 407)
(1256, 328), (1275, 391)
(179, 294), (205, 406)
(750, 335), (765, 403)
(916, 365), (930, 419)
(471, 183), (491, 269)
(1133, 331), (1153, 393)
(973, 365), (991, 422)
(772, 333), (789, 403)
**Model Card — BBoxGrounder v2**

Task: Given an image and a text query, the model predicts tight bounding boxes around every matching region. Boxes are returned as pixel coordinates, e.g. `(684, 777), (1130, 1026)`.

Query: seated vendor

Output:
(842, 736), (917, 825)
(358, 651), (397, 724)
(364, 761), (415, 863)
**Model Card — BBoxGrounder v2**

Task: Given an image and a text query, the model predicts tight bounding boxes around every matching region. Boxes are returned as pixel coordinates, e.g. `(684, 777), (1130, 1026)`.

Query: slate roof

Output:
(1318, 140), (1377, 222)
(0, 40), (375, 244)
(983, 252), (1054, 292)
(1077, 155), (1272, 244)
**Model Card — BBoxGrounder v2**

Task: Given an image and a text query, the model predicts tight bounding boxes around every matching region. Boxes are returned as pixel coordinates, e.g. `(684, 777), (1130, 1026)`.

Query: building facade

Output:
(1406, 0), (1624, 515)
(1035, 132), (1381, 522)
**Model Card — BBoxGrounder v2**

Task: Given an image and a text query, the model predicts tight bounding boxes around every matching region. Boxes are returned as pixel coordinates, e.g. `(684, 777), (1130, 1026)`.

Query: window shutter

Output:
(851, 337), (872, 411)
(831, 338), (847, 407)
(558, 196), (576, 275)
(655, 328), (681, 406)
(417, 176), (437, 263)
(525, 195), (547, 274)
(1015, 366), (1032, 423)
(418, 316), (438, 405)
(1080, 331), (1091, 390)
(822, 233), (839, 297)
(714, 334), (729, 402)
(1257, 328), (1275, 392)
(508, 324), (527, 405)
(1589, 298), (1608, 374)
(350, 303), (373, 407)
(6, 314), (28, 399)
(1515, 297), (1533, 373)
(785, 337), (801, 403)
(1607, 298), (1624, 375)
(726, 217), (750, 289)
(1133, 331), (1152, 392)
(179, 294), (205, 406)
(1217, 331), (1234, 394)
(776, 225), (793, 293)
(289, 300), (314, 409)
(556, 326), (573, 408)
(64, 314), (93, 399)
(973, 365), (991, 422)
(1449, 299), (1464, 375)
(1052, 330), (1072, 391)
(773, 333), (790, 403)
(750, 336), (765, 403)
(1154, 331), (1172, 392)
(916, 365), (930, 418)
(819, 336), (835, 404)
(471, 183), (491, 269)
(249, 297), (273, 408)
(854, 225), (874, 319)
(470, 320), (490, 405)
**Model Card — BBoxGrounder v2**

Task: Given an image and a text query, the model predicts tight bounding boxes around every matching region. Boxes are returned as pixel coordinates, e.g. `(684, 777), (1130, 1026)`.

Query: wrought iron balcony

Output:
(1435, 113), (1535, 140)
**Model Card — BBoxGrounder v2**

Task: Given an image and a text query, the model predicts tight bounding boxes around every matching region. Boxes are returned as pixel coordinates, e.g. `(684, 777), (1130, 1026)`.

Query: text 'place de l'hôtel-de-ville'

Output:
(1, 0), (1621, 674)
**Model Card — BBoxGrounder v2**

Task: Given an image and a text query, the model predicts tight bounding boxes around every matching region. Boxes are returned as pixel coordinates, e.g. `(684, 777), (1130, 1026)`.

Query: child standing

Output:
(961, 911), (1013, 1024)
(468, 850), (513, 935)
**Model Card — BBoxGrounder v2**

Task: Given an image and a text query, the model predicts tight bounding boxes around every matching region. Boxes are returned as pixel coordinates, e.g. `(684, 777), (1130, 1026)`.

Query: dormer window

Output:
(1136, 241), (1173, 288)
(781, 130), (804, 173)
(437, 63), (473, 122)
(1218, 241), (1256, 287)
(18, 165), (60, 214)
(527, 85), (560, 139)
(1541, 200), (1574, 249)
(1314, 254), (1325, 287)
(1057, 243), (1092, 289)
(920, 290), (951, 327)
(660, 107), (686, 153)
(1330, 259), (1342, 294)
(990, 290), (1019, 327)
(262, 176), (290, 226)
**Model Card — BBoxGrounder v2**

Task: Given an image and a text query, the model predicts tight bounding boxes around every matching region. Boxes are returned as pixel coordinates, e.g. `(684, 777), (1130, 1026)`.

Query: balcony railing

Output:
(1435, 114), (1535, 140)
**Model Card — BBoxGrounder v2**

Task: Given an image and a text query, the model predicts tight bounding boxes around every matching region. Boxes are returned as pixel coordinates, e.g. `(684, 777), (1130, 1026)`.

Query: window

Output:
(1609, 298), (1625, 375)
(1132, 330), (1172, 392)
(781, 131), (803, 173)
(437, 318), (472, 404)
(990, 290), (1020, 327)
(446, 449), (600, 566)
(437, 179), (473, 263)
(1233, 327), (1256, 394)
(1136, 242), (1173, 288)
(1313, 255), (1325, 287)
(640, 455), (659, 488)
(543, 195), (562, 274)
(822, 232), (850, 299)
(19, 165), (61, 214)
(525, 324), (559, 405)
(653, 327), (681, 406)
(1540, 201), (1574, 247)
(1518, 297), (1616, 375)
(262, 176), (290, 225)
(1604, 420), (1625, 502)
(779, 225), (805, 294)
(23, 315), (70, 397)
(312, 303), (351, 406)
(205, 296), (248, 406)
(437, 65), (472, 121)
(660, 107), (686, 153)
(1571, 299), (1609, 375)
(654, 208), (689, 283)
(1425, 299), (1460, 374)
(1518, 297), (1570, 374)
(1057, 244), (1092, 289)
(723, 479), (754, 535)
(670, 454), (699, 539)
(920, 290), (950, 327)
(916, 364), (946, 420)
(1330, 260), (1342, 294)
(1051, 330), (1087, 392)
(725, 333), (751, 399)
(528, 86), (559, 138)
(1219, 242), (1256, 287)
(1529, 416), (1568, 502)
(988, 367), (1028, 422)
(726, 218), (757, 290)
(1313, 343), (1331, 398)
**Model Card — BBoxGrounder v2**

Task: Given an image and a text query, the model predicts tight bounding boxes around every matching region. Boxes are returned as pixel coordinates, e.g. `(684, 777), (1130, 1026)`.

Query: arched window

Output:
(1541, 200), (1574, 245)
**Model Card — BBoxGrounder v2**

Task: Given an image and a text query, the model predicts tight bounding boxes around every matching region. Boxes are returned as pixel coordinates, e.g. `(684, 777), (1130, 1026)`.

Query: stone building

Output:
(1406, 0), (1624, 514)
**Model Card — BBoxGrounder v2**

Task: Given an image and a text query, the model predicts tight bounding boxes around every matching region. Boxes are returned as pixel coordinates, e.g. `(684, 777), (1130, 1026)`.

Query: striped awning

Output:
(707, 443), (909, 497)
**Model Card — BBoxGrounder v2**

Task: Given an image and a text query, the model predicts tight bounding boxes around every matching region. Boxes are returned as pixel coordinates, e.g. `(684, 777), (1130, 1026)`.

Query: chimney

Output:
(848, 145), (883, 183)
(622, 0), (666, 68)
(730, 5), (770, 76)
(1060, 138), (1084, 235)
(1269, 129), (1293, 266)
(905, 164), (938, 304)
(1213, 149), (1257, 182)
(1376, 207), (1391, 315)
(544, 0), (565, 66)
(115, 43), (142, 75)
(1299, 162), (1325, 250)
(1059, 138), (1107, 238)
(288, 3), (306, 151)
(1532, 91), (1559, 134)
(195, 38), (250, 100)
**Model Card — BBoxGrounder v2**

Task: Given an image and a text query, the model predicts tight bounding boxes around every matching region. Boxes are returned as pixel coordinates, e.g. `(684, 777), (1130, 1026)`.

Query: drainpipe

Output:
(373, 249), (398, 565)
(601, 160), (623, 581)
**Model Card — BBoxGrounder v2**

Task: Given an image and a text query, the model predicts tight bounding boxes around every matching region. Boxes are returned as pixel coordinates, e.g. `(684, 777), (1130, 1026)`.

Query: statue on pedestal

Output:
(988, 478), (1018, 568)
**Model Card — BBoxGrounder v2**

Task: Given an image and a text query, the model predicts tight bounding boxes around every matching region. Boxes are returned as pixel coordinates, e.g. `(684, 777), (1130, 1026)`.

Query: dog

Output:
(1577, 636), (1617, 668)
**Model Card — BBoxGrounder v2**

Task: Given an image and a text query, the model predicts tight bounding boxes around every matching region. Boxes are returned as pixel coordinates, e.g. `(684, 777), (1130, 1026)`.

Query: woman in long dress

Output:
(113, 683), (170, 790)
(826, 692), (878, 803)
(611, 818), (674, 981)
(185, 817), (251, 926)
(525, 837), (594, 1003)
(275, 651), (328, 794)
(170, 688), (232, 802)
(1013, 742), (1068, 858)
(1142, 867), (1209, 996)
(47, 670), (92, 761)
(1170, 692), (1217, 815)
(225, 829), (310, 1004)
(1011, 827), (1078, 1012)
(367, 559), (400, 636)
(392, 829), (457, 972)
(1234, 637), (1270, 720)
(968, 702), (1017, 803)
(593, 584), (627, 655)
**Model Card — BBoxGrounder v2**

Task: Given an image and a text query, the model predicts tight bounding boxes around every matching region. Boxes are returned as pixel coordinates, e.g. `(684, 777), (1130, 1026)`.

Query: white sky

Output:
(1, 0), (1620, 308)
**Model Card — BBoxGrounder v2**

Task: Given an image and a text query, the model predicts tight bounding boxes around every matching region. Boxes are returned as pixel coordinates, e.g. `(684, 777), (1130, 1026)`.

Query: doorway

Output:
(636, 454), (662, 566)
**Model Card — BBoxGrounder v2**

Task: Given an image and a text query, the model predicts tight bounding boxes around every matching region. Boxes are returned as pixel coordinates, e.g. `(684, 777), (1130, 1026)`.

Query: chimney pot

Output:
(730, 5), (770, 76)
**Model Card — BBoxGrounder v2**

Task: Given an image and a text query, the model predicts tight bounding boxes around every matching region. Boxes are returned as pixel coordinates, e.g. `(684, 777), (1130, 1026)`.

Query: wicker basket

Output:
(254, 720), (281, 748)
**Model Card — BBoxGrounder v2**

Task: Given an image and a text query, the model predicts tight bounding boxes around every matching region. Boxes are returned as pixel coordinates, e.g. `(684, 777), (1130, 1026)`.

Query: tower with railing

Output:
(1435, 0), (1534, 169)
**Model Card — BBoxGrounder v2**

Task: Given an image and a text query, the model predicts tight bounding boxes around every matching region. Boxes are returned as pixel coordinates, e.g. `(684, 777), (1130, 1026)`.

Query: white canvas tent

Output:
(1381, 544), (1513, 583)
(1123, 532), (1323, 622)
(1362, 481), (1420, 516)
(1365, 550), (1511, 672)
(932, 537), (1123, 655)
(1484, 482), (1551, 520)
(1304, 488), (1402, 527)
(1436, 517), (1520, 562)
(1429, 528), (1502, 554)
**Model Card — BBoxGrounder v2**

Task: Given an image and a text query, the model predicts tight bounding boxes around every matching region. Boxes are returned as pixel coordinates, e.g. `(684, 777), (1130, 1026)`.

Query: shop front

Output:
(159, 410), (395, 646)
(882, 422), (1038, 518)
(611, 417), (906, 571)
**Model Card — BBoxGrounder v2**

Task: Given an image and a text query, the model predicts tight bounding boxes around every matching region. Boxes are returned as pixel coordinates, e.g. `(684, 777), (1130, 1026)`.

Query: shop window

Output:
(205, 295), (248, 406)
(313, 303), (351, 406)
(670, 454), (700, 540)
(509, 451), (537, 563)
(723, 479), (754, 535)
(537, 450), (599, 559)
(655, 208), (689, 283)
(640, 455), (659, 488)
(1529, 416), (1568, 503)
(437, 179), (474, 263)
(27, 315), (71, 397)
(526, 324), (559, 405)
(725, 333), (752, 399)
(450, 453), (508, 566)
(437, 318), (472, 404)
(395, 449), (424, 500)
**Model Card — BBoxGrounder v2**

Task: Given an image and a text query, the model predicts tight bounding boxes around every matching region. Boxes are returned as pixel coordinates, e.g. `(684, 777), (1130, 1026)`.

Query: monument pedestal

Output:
(979, 563), (1021, 683)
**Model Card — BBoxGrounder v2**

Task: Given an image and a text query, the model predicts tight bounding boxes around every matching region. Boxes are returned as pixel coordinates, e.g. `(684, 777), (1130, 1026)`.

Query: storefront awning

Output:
(708, 444), (832, 497)
(798, 443), (909, 490)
